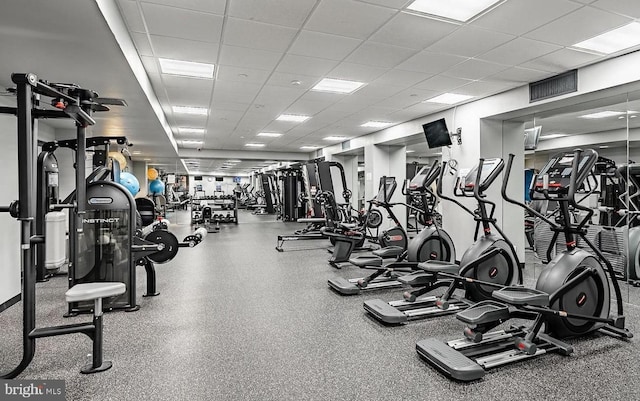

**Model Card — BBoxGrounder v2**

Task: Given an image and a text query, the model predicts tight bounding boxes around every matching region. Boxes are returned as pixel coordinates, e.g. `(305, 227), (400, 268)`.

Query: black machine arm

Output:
(437, 161), (475, 217)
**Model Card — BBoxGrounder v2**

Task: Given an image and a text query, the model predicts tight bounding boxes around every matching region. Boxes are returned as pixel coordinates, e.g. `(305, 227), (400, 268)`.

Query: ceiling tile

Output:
(149, 35), (218, 63)
(141, 2), (224, 43)
(140, 0), (226, 14)
(426, 26), (515, 58)
(223, 18), (297, 53)
(441, 59), (510, 80)
(131, 32), (153, 56)
(345, 42), (417, 68)
(487, 66), (552, 83)
(414, 75), (472, 92)
(164, 75), (214, 105)
(228, 0), (316, 28)
(328, 62), (389, 81)
(454, 80), (517, 97)
(355, 0), (411, 9)
(219, 45), (283, 71)
(521, 48), (603, 72)
(266, 72), (320, 91)
(286, 98), (335, 115)
(216, 65), (271, 85)
(370, 12), (458, 50)
(471, 0), (581, 36)
(209, 109), (245, 125)
(373, 69), (433, 88)
(213, 80), (263, 104)
(477, 37), (561, 66)
(390, 102), (444, 119)
(254, 85), (306, 108)
(352, 83), (404, 99)
(288, 30), (362, 61)
(374, 88), (439, 109)
(277, 54), (339, 76)
(396, 51), (467, 74)
(210, 101), (250, 113)
(118, 0), (145, 32)
(305, 0), (396, 39)
(524, 6), (632, 46)
(592, 0), (640, 18)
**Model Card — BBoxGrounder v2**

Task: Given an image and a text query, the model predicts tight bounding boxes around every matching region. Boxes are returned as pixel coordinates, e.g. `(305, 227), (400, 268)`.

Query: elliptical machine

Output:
(363, 157), (522, 324)
(327, 161), (456, 294)
(416, 149), (632, 382)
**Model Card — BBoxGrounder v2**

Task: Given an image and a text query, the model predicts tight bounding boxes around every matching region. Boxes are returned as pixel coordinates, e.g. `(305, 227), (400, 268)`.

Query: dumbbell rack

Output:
(190, 195), (238, 226)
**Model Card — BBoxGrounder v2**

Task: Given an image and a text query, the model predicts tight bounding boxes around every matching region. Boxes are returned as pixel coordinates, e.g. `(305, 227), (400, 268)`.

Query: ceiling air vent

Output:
(529, 70), (577, 103)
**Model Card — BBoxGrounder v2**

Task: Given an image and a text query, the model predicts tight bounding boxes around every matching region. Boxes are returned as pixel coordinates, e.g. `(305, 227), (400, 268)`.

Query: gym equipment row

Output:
(191, 194), (239, 231)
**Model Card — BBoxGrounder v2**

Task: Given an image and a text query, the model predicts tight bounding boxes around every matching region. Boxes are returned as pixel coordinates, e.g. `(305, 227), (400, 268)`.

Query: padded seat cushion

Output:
(66, 282), (126, 303)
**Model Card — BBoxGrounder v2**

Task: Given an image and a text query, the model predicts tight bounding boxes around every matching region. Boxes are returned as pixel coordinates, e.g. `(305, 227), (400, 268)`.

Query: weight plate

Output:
(144, 230), (179, 264)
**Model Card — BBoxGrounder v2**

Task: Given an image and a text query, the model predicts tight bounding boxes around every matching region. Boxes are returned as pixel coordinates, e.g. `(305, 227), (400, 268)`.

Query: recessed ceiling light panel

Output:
(580, 111), (626, 119)
(172, 106), (208, 115)
(324, 136), (348, 141)
(276, 114), (310, 122)
(311, 78), (366, 94)
(257, 132), (282, 137)
(300, 145), (320, 150)
(573, 22), (640, 54)
(159, 58), (215, 79)
(245, 143), (266, 148)
(177, 127), (205, 134)
(406, 0), (502, 22)
(361, 121), (392, 128)
(423, 93), (474, 104)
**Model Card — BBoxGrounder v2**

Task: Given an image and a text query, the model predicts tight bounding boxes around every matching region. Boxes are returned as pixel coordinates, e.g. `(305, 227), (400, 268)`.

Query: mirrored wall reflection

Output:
(505, 93), (633, 304)
(627, 90), (640, 305)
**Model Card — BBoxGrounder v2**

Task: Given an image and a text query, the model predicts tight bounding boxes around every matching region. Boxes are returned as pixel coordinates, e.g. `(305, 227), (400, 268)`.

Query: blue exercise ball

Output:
(119, 172), (140, 196)
(149, 179), (165, 195)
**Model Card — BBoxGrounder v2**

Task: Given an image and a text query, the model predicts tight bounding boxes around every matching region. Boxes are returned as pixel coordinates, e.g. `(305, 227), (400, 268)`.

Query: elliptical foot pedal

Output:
(349, 256), (383, 267)
(416, 338), (484, 382)
(398, 272), (435, 286)
(456, 301), (510, 325)
(417, 260), (459, 275)
(492, 287), (549, 306)
(363, 299), (407, 324)
(327, 277), (359, 295)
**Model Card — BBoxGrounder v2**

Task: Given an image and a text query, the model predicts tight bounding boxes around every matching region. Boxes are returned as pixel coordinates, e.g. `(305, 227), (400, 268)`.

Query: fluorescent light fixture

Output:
(172, 106), (208, 115)
(159, 58), (215, 79)
(276, 114), (310, 122)
(300, 145), (320, 150)
(433, 152), (443, 155)
(599, 145), (610, 149)
(406, 150), (415, 153)
(406, 0), (501, 22)
(132, 151), (142, 155)
(361, 121), (392, 128)
(144, 158), (151, 161)
(178, 127), (205, 135)
(324, 136), (348, 141)
(580, 111), (626, 119)
(245, 143), (266, 147)
(573, 22), (640, 54)
(257, 132), (282, 137)
(540, 133), (567, 140)
(264, 160), (277, 164)
(228, 159), (242, 163)
(423, 93), (474, 104)
(311, 78), (366, 94)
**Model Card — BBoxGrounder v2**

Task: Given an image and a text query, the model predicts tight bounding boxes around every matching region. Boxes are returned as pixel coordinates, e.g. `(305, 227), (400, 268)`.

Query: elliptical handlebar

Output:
(437, 160), (475, 217)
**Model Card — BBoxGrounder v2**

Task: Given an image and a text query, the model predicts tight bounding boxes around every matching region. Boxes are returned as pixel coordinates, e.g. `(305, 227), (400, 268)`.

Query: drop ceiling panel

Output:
(286, 98), (337, 115)
(396, 51), (468, 74)
(149, 35), (218, 63)
(414, 75), (472, 92)
(521, 48), (603, 73)
(454, 80), (517, 97)
(171, 113), (208, 127)
(375, 88), (438, 109)
(117, 0), (145, 33)
(165, 81), (213, 105)
(524, 6), (632, 46)
(131, 32), (153, 56)
(228, 0), (317, 28)
(488, 66), (551, 83)
(304, 0), (396, 39)
(141, 2), (224, 43)
(345, 42), (417, 69)
(328, 62), (389, 82)
(369, 12), (458, 50)
(442, 59), (509, 80)
(426, 26), (516, 58)
(223, 18), (298, 53)
(356, 0), (411, 9)
(288, 30), (362, 61)
(373, 69), (433, 88)
(141, 0), (226, 15)
(471, 0), (581, 36)
(213, 80), (263, 104)
(276, 54), (339, 76)
(477, 37), (561, 66)
(351, 83), (403, 100)
(209, 101), (250, 113)
(254, 85), (307, 107)
(266, 72), (320, 91)
(216, 65), (271, 85)
(218, 45), (283, 71)
(592, 0), (640, 19)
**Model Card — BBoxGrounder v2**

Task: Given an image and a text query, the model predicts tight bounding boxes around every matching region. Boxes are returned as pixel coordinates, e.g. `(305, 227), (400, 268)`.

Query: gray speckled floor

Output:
(1, 209), (639, 401)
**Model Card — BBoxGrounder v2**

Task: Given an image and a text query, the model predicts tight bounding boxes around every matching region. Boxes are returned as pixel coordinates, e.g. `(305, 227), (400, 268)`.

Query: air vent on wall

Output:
(529, 70), (577, 103)
(341, 140), (351, 151)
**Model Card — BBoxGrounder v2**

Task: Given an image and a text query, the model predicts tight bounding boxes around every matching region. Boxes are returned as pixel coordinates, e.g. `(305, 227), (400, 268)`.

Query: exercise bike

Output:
(416, 149), (632, 382)
(327, 161), (456, 294)
(363, 157), (522, 324)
